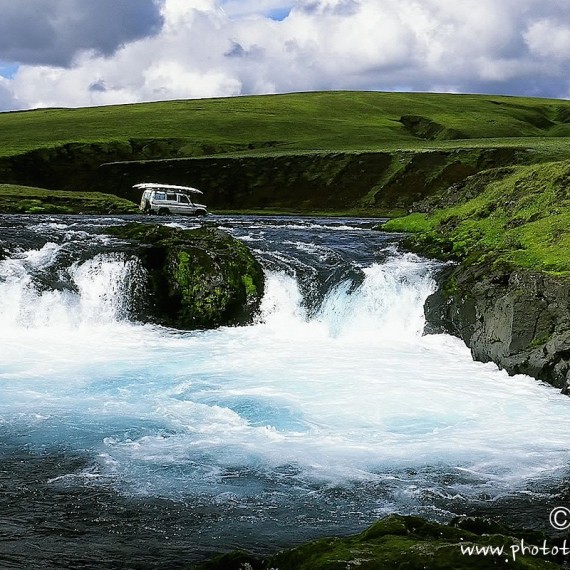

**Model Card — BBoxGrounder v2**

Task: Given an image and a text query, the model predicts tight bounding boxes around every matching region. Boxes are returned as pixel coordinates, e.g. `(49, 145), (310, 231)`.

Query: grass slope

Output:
(1, 91), (570, 159)
(0, 184), (138, 214)
(383, 160), (570, 273)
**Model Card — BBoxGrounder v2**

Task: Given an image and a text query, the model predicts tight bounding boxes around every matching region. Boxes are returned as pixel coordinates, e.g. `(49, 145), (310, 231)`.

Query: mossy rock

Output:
(193, 514), (561, 569)
(106, 222), (264, 330)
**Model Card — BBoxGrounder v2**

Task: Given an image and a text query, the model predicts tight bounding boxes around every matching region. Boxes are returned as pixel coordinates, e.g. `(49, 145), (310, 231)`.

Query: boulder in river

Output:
(106, 222), (265, 330)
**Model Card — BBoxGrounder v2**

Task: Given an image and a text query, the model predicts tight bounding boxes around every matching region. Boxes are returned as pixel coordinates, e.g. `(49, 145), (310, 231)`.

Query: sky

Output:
(0, 0), (569, 111)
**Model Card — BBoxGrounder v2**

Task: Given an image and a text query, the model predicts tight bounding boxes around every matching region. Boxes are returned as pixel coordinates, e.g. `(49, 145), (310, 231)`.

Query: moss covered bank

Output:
(194, 514), (562, 569)
(384, 160), (570, 392)
(0, 184), (137, 214)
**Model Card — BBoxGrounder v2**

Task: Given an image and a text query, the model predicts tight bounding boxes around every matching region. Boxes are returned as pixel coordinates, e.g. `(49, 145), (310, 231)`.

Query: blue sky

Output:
(0, 0), (568, 111)
(219, 0), (294, 19)
(0, 63), (19, 79)
(266, 7), (292, 21)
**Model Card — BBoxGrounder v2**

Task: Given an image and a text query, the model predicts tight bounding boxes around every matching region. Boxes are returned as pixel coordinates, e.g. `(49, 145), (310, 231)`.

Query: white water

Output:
(2, 240), (570, 517)
(0, 243), (137, 327)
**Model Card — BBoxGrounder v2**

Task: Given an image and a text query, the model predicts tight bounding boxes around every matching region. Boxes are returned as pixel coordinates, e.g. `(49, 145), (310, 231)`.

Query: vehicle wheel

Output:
(158, 208), (170, 216)
(143, 200), (151, 214)
(196, 209), (207, 216)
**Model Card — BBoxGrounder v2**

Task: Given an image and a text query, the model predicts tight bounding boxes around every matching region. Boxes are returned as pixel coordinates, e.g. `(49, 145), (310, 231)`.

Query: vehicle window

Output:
(154, 192), (166, 201)
(178, 195), (190, 204)
(167, 193), (177, 201)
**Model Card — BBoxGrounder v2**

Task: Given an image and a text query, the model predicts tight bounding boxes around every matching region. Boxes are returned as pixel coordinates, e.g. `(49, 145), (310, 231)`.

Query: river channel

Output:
(1, 214), (570, 568)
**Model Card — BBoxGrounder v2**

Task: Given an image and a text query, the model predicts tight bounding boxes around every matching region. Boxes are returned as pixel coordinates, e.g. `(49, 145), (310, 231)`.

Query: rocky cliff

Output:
(0, 142), (524, 214)
(95, 148), (521, 212)
(425, 264), (570, 392)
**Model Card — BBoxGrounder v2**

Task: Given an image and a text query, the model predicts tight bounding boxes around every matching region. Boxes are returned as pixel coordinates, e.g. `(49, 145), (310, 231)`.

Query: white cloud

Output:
(143, 62), (241, 99)
(525, 19), (570, 60)
(1, 0), (569, 111)
(0, 76), (19, 110)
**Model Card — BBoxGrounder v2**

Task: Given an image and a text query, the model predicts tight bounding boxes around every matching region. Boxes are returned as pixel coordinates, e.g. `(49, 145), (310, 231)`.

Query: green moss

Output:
(382, 212), (433, 233)
(386, 160), (570, 273)
(193, 514), (561, 570)
(241, 274), (257, 296)
(16, 197), (74, 214)
(529, 332), (553, 348)
(173, 248), (232, 323)
(105, 221), (176, 242)
(174, 250), (193, 287)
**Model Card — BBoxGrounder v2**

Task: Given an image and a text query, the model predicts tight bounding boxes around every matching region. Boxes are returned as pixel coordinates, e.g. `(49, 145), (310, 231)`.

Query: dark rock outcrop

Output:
(106, 223), (264, 330)
(95, 148), (523, 212)
(425, 263), (570, 391)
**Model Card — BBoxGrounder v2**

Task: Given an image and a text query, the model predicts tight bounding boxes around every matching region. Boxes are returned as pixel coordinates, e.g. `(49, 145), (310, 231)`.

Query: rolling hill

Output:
(0, 91), (569, 214)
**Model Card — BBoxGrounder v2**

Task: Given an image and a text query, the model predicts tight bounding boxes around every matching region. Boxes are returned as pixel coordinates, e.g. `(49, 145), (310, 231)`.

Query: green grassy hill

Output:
(1, 91), (569, 158)
(0, 184), (138, 214)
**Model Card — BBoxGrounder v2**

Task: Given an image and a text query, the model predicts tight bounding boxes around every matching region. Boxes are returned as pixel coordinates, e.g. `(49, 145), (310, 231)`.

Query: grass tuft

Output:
(0, 184), (138, 214)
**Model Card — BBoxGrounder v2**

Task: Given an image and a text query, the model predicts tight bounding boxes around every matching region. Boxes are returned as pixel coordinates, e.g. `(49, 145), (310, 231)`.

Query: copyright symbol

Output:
(550, 507), (570, 530)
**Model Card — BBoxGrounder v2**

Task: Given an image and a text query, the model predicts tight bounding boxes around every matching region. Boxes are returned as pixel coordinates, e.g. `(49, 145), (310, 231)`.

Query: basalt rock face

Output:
(0, 141), (524, 214)
(425, 263), (570, 392)
(106, 223), (265, 330)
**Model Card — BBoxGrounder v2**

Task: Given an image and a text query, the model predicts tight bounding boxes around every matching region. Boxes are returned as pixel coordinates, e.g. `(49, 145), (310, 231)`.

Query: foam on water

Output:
(1, 239), (570, 516)
(0, 243), (139, 328)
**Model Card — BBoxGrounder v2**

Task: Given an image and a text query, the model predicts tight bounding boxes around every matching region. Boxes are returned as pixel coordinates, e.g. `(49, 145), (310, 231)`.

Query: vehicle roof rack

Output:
(133, 182), (203, 195)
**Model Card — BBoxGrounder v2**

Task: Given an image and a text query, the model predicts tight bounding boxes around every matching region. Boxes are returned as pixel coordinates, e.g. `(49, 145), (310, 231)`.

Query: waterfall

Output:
(0, 243), (143, 328)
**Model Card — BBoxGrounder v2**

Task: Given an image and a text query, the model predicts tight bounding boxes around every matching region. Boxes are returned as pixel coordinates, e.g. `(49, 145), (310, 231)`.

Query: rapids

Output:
(1, 214), (570, 568)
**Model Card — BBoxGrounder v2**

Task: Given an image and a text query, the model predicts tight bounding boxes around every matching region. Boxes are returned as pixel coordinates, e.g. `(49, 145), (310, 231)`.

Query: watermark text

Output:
(460, 539), (569, 563)
(459, 507), (570, 562)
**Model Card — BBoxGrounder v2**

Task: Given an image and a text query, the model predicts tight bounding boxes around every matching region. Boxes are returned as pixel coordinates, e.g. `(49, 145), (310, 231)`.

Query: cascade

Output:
(0, 242), (142, 328)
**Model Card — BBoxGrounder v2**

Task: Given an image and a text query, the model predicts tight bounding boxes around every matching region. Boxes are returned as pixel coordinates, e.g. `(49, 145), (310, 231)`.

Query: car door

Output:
(177, 194), (193, 214)
(166, 192), (179, 213)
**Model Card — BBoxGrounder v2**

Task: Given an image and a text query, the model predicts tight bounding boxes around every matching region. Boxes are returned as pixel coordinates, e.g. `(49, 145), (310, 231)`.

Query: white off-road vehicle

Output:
(136, 183), (208, 216)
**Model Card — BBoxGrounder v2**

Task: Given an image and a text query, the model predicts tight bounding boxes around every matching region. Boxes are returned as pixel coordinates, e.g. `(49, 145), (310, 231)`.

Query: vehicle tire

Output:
(158, 208), (170, 216)
(143, 200), (151, 213)
(196, 209), (207, 216)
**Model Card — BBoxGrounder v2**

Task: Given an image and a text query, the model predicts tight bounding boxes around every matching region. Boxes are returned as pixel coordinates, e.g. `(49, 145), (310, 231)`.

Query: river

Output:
(1, 214), (570, 569)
